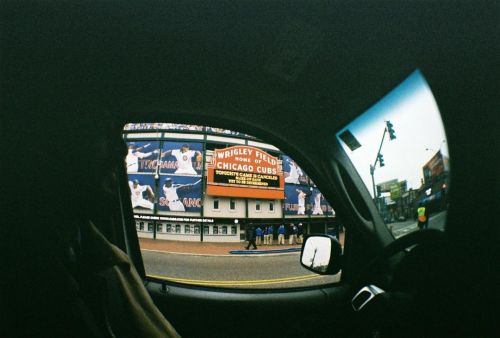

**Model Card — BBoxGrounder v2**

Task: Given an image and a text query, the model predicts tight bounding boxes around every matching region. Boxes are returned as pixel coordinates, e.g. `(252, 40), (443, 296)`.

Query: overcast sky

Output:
(337, 70), (449, 197)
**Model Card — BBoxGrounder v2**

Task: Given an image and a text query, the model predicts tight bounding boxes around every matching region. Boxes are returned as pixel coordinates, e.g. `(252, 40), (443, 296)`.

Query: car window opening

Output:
(123, 123), (342, 289)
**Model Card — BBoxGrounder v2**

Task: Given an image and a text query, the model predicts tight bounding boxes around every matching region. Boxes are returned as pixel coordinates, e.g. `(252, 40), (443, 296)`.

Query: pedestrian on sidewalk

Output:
(278, 224), (286, 245)
(245, 226), (258, 250)
(290, 223), (298, 245)
(267, 225), (274, 245)
(255, 226), (263, 245)
(263, 225), (268, 245)
(297, 223), (304, 244)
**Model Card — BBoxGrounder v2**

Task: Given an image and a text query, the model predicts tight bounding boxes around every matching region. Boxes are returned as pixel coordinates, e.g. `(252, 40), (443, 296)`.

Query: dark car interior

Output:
(2, 1), (498, 337)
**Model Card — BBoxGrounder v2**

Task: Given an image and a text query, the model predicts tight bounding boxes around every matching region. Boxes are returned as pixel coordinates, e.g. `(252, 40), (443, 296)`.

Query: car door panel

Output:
(147, 281), (352, 338)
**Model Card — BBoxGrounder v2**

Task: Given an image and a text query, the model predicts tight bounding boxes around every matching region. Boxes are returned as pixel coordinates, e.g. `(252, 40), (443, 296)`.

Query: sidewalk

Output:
(139, 232), (345, 256)
(139, 239), (302, 255)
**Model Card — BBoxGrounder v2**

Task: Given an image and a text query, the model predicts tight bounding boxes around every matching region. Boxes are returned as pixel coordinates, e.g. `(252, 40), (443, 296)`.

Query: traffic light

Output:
(378, 154), (385, 167)
(386, 120), (396, 140)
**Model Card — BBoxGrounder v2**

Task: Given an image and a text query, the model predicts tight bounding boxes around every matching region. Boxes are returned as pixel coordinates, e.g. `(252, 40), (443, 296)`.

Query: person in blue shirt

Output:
(267, 225), (274, 245)
(255, 226), (263, 245)
(278, 224), (286, 245)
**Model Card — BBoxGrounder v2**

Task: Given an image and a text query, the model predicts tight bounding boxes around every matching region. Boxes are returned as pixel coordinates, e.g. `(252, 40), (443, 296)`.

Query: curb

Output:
(229, 248), (302, 255)
(141, 248), (302, 257)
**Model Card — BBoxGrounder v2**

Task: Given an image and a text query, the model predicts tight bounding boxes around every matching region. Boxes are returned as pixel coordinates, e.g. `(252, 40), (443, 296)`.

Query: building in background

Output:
(416, 150), (450, 214)
(123, 123), (336, 242)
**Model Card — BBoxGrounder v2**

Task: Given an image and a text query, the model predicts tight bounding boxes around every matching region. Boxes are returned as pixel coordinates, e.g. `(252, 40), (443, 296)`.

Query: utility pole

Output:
(370, 121), (396, 210)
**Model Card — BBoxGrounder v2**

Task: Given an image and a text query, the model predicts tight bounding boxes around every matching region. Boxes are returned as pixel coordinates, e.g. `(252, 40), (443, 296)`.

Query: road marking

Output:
(142, 249), (234, 257)
(147, 273), (322, 286)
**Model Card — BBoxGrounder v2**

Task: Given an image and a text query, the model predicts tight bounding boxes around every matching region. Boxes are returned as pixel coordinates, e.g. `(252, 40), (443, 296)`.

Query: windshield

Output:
(337, 70), (450, 238)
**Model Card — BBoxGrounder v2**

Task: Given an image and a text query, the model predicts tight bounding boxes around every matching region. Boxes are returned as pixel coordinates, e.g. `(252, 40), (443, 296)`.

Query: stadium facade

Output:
(124, 123), (336, 242)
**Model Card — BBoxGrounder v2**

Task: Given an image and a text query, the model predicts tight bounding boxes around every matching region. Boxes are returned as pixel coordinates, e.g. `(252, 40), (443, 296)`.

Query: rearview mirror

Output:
(300, 234), (342, 275)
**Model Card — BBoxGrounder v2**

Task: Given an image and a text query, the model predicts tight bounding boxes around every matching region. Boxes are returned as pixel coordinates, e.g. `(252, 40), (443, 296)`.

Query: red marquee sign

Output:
(206, 146), (284, 199)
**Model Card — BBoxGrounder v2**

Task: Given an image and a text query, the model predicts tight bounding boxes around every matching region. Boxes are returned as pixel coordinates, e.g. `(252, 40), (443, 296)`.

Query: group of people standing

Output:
(246, 224), (304, 250)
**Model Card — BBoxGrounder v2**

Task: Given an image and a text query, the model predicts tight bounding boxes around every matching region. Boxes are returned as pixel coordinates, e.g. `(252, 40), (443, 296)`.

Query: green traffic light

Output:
(386, 120), (396, 140)
(378, 154), (385, 167)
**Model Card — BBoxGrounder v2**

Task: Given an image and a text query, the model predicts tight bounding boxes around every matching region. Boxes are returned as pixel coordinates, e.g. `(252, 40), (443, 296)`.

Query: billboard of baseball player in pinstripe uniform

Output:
(160, 142), (203, 175)
(157, 175), (202, 213)
(282, 155), (309, 185)
(125, 141), (161, 173)
(127, 174), (156, 213)
(309, 187), (335, 216)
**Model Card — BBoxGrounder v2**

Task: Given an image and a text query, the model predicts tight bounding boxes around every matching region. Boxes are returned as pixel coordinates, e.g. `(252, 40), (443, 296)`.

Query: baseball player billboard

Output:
(309, 187), (335, 216)
(206, 145), (284, 199)
(127, 174), (156, 213)
(282, 155), (309, 185)
(157, 175), (202, 213)
(126, 141), (161, 173)
(159, 142), (203, 175)
(284, 184), (311, 215)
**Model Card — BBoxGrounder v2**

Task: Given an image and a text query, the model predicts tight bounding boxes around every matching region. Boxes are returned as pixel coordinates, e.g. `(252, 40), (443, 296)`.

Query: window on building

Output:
(139, 222), (144, 231)
(194, 225), (200, 234)
(185, 225), (191, 234)
(213, 198), (220, 210)
(157, 223), (163, 233)
(136, 222), (140, 230)
(229, 198), (236, 210)
(166, 224), (172, 233)
(175, 224), (181, 233)
(231, 226), (237, 235)
(213, 225), (218, 235)
(222, 226), (228, 234)
(269, 201), (274, 212)
(255, 200), (261, 212)
(203, 225), (209, 234)
(148, 223), (153, 232)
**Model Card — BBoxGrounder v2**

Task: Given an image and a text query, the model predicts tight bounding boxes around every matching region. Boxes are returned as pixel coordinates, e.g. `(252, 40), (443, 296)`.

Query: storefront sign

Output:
(377, 179), (398, 193)
(134, 214), (215, 223)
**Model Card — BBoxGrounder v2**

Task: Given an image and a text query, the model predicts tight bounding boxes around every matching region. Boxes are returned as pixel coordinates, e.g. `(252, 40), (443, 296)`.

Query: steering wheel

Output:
(355, 229), (444, 286)
(349, 229), (445, 336)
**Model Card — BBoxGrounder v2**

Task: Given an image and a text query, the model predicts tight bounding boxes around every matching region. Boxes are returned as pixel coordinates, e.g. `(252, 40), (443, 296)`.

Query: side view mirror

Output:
(300, 234), (342, 275)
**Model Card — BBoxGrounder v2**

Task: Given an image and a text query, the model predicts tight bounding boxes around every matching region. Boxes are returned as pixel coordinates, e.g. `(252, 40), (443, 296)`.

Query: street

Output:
(140, 213), (447, 289)
(388, 210), (447, 238)
(142, 250), (340, 289)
